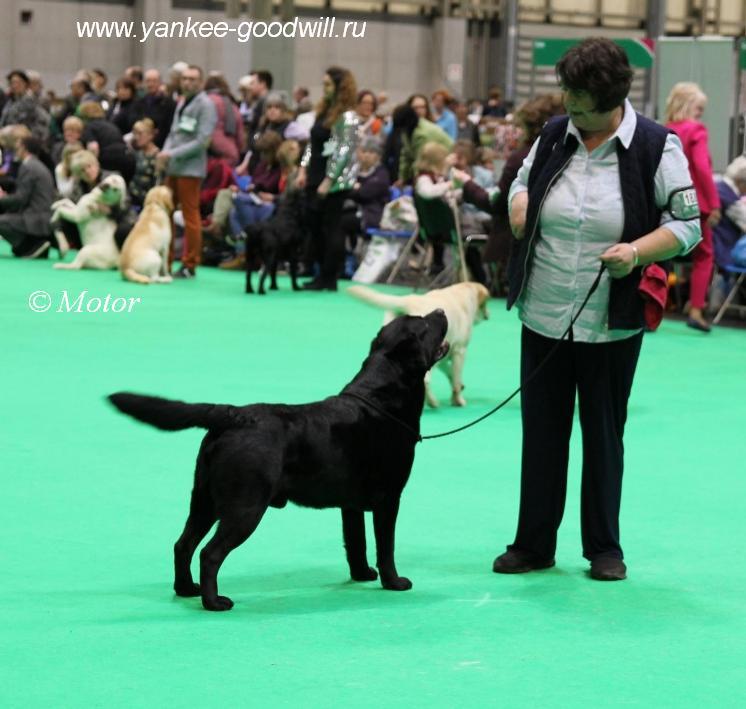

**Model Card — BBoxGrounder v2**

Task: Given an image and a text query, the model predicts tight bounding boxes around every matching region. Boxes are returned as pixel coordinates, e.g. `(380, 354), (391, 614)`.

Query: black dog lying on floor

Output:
(244, 189), (305, 295)
(109, 310), (449, 611)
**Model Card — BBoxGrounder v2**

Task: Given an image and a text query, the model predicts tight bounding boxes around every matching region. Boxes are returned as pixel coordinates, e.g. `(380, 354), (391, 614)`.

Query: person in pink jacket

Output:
(665, 82), (721, 332)
(204, 74), (245, 167)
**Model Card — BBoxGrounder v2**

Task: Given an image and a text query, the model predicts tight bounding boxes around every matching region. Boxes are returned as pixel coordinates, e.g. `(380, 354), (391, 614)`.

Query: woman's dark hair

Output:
(316, 66), (357, 129)
(6, 69), (30, 85)
(407, 93), (432, 121)
(115, 77), (136, 95)
(20, 135), (43, 156)
(392, 104), (419, 136)
(204, 73), (234, 99)
(555, 37), (634, 113)
(357, 90), (377, 111)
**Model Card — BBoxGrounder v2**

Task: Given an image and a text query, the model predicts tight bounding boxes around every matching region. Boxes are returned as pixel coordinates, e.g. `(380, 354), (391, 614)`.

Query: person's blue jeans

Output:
(228, 194), (275, 237)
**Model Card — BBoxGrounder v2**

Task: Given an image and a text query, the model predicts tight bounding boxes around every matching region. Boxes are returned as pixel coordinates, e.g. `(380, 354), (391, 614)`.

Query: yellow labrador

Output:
(52, 174), (127, 271)
(119, 186), (174, 284)
(347, 282), (489, 407)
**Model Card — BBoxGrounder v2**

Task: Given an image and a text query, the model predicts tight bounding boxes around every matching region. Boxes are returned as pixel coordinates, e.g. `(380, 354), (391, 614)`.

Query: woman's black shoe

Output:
(492, 549), (555, 574)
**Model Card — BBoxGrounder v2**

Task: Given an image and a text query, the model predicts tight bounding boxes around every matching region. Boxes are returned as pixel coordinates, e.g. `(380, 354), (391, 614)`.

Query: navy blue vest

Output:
(507, 113), (670, 330)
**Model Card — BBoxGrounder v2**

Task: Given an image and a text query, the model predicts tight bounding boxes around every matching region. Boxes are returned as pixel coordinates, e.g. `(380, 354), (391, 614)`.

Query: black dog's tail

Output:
(108, 392), (249, 431)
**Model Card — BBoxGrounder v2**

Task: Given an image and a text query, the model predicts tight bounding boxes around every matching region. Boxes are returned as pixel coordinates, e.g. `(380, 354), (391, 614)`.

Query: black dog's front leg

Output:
(341, 508), (377, 582)
(373, 498), (412, 591)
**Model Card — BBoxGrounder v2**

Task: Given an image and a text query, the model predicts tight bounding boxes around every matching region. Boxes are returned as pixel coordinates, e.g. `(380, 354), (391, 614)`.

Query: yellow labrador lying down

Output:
(119, 186), (174, 284)
(347, 282), (489, 407)
(52, 174), (127, 271)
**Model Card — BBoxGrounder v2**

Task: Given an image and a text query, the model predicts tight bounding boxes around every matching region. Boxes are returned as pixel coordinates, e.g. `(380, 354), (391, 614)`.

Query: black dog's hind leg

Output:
(341, 509), (378, 582)
(173, 484), (216, 597)
(373, 497), (412, 591)
(269, 256), (279, 290)
(199, 505), (267, 611)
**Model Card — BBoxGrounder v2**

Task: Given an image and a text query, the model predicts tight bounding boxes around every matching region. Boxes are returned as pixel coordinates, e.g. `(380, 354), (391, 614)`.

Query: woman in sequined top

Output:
(296, 66), (359, 291)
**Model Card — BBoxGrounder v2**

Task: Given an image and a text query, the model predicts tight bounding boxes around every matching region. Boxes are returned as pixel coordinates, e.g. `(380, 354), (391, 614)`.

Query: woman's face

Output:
(357, 93), (375, 119)
(63, 125), (82, 144)
(322, 74), (335, 101)
(562, 88), (618, 134)
(132, 126), (154, 149)
(117, 85), (134, 102)
(9, 75), (27, 98)
(265, 104), (284, 123)
(80, 162), (100, 185)
(410, 96), (428, 119)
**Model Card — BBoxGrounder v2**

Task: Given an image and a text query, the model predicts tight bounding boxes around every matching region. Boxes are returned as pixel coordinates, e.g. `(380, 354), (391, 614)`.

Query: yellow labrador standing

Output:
(119, 186), (174, 284)
(52, 174), (127, 271)
(347, 282), (489, 407)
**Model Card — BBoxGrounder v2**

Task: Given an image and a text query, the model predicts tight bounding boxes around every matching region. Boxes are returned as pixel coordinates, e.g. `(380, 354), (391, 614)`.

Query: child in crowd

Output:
(414, 141), (461, 274)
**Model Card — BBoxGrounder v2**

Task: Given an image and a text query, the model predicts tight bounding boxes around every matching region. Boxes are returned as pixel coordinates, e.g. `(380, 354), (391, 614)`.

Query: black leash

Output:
(342, 264), (607, 443)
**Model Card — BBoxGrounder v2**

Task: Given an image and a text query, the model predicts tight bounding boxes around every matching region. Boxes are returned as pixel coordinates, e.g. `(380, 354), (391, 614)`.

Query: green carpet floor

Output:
(1, 244), (744, 707)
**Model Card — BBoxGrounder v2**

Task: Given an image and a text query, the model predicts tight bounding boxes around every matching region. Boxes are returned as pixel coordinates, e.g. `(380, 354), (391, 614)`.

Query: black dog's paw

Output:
(174, 582), (201, 597)
(351, 566), (378, 582)
(202, 595), (234, 611)
(381, 576), (412, 591)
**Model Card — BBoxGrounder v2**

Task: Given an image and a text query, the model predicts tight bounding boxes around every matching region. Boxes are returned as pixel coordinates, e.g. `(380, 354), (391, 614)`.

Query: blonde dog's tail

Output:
(122, 268), (152, 285)
(346, 285), (407, 314)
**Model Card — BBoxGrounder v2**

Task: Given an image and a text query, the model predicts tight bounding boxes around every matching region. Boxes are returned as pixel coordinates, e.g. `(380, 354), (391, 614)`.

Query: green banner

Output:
(740, 40), (746, 70)
(533, 38), (655, 69)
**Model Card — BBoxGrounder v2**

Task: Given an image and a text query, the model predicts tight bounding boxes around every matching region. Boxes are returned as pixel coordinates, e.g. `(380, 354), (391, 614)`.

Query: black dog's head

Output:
(371, 310), (449, 374)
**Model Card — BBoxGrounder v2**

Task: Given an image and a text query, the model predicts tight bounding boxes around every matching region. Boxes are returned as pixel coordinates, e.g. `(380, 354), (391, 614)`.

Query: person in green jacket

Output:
(393, 105), (453, 185)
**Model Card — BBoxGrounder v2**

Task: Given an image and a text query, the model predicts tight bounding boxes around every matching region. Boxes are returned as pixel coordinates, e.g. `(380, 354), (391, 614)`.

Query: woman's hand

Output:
(509, 191), (528, 240)
(600, 243), (636, 279)
(317, 177), (332, 197)
(707, 208), (721, 228)
(295, 167), (307, 190)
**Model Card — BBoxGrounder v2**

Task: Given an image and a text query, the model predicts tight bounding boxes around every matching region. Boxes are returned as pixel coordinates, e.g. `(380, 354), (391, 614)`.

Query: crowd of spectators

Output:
(0, 61), (743, 310)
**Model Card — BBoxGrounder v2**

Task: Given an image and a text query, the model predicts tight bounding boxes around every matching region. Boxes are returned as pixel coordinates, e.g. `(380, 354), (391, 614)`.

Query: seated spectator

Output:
(54, 142), (84, 198)
(257, 92), (292, 140)
(51, 149), (127, 251)
(52, 115), (85, 164)
(713, 156), (746, 270)
(0, 136), (55, 258)
(431, 90), (457, 140)
(356, 90), (383, 139)
(276, 139), (301, 193)
(451, 140), (492, 234)
(55, 72), (98, 126)
(107, 77), (138, 136)
(90, 68), (113, 109)
(341, 137), (390, 256)
(415, 141), (461, 274)
(482, 86), (507, 118)
(0, 70), (50, 144)
(204, 73), (244, 167)
(128, 118), (160, 208)
(79, 101), (135, 181)
(132, 69), (176, 149)
(454, 100), (480, 146)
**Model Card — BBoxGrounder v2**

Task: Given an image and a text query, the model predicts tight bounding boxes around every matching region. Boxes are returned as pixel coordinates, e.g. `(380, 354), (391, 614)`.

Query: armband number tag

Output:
(669, 188), (700, 220)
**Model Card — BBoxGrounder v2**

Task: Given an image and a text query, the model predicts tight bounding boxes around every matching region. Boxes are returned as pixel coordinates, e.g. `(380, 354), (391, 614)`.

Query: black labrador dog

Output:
(109, 310), (449, 611)
(244, 189), (305, 295)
